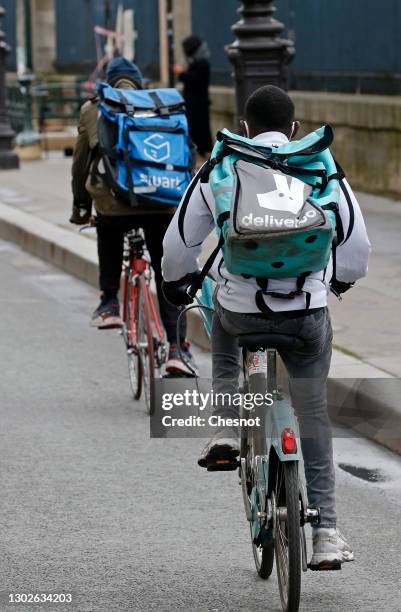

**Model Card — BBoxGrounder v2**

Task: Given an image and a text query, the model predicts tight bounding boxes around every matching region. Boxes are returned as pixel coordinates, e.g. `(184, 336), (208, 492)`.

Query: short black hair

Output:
(245, 85), (295, 136)
(182, 35), (202, 58)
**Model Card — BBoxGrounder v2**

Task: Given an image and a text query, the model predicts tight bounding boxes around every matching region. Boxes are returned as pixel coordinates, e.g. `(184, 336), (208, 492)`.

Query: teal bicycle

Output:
(184, 278), (321, 612)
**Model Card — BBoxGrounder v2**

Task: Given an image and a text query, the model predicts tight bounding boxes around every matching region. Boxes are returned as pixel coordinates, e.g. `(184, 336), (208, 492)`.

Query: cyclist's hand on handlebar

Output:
(162, 271), (202, 307)
(331, 279), (355, 296)
(69, 201), (92, 225)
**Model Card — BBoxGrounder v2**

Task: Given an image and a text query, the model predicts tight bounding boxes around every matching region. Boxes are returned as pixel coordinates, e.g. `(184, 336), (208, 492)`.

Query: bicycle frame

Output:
(122, 231), (164, 351)
(194, 278), (303, 462)
(121, 230), (167, 412)
(241, 347), (308, 540)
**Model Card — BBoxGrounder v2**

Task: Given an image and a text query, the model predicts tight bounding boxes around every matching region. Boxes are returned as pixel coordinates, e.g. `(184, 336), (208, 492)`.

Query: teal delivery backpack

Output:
(200, 126), (341, 298)
(96, 83), (193, 208)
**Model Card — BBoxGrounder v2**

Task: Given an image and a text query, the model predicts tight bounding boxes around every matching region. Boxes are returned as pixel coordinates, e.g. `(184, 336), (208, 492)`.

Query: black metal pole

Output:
(24, 0), (32, 71)
(104, 0), (112, 30)
(0, 3), (19, 169)
(227, 0), (295, 120)
(166, 0), (175, 87)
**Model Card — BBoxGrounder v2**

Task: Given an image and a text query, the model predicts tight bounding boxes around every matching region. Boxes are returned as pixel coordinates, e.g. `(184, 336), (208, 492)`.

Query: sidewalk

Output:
(1, 158), (400, 452)
(1, 158), (400, 373)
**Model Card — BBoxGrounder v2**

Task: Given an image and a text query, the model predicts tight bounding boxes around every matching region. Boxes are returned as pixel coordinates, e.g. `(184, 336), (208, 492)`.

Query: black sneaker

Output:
(91, 297), (123, 329)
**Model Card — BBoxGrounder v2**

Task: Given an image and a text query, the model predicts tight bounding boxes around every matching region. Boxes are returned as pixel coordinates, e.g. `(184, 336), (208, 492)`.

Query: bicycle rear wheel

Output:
(274, 461), (302, 612)
(137, 276), (156, 415)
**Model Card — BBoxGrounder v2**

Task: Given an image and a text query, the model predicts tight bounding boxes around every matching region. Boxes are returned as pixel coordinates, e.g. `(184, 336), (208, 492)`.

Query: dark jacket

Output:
(179, 44), (213, 155)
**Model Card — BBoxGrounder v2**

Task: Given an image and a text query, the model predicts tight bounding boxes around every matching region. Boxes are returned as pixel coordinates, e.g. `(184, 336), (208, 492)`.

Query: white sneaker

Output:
(198, 426), (240, 470)
(309, 527), (354, 570)
(336, 528), (355, 562)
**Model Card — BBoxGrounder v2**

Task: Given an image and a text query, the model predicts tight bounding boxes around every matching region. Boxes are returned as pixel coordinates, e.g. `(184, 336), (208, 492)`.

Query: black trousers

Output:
(96, 213), (186, 344)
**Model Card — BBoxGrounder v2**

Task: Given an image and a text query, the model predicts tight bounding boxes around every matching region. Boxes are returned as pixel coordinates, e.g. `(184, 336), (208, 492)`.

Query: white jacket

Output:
(162, 131), (371, 313)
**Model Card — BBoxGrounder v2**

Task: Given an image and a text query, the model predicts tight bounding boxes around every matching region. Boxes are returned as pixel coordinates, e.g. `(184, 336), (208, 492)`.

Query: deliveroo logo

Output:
(143, 134), (171, 163)
(257, 174), (305, 215)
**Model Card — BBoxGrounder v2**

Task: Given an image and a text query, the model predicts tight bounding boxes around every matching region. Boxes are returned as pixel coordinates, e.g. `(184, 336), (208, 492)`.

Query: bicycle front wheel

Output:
(137, 276), (156, 416)
(241, 419), (274, 580)
(252, 536), (274, 580)
(126, 277), (143, 401)
(274, 461), (302, 612)
(128, 349), (143, 400)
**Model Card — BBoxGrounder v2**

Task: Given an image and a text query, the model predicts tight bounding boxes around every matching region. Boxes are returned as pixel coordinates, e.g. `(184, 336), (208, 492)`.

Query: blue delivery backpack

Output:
(95, 83), (193, 208)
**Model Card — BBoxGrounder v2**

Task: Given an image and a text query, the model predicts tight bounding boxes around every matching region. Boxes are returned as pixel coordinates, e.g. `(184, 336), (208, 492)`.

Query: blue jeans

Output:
(212, 301), (336, 528)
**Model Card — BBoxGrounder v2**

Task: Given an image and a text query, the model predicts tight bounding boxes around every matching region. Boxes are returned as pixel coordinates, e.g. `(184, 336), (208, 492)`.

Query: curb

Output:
(0, 203), (99, 288)
(0, 202), (211, 352)
(1, 203), (399, 455)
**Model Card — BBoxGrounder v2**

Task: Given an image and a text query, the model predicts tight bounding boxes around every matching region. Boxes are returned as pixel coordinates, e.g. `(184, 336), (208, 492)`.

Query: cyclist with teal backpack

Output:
(162, 85), (371, 569)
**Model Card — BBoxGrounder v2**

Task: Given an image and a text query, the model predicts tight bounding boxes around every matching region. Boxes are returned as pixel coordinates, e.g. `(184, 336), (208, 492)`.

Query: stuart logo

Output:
(143, 134), (171, 163)
(257, 174), (306, 214)
(139, 173), (182, 191)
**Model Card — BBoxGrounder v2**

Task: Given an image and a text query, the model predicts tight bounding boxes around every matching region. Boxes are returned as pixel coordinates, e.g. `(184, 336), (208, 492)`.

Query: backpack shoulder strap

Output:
(177, 160), (216, 246)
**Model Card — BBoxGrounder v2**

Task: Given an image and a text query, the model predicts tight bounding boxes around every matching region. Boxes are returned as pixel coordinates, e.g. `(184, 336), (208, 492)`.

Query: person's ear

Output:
(240, 119), (250, 138)
(290, 121), (301, 140)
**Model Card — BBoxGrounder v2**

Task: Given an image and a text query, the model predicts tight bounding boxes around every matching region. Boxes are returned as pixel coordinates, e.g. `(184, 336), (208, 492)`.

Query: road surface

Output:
(1, 240), (401, 611)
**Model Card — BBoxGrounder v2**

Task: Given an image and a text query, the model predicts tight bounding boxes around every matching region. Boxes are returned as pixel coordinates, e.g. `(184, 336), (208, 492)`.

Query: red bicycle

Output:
(121, 229), (167, 414)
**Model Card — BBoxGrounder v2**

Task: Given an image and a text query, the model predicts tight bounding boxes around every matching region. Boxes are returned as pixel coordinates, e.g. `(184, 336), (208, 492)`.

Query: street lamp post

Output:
(166, 0), (175, 88)
(227, 0), (295, 119)
(104, 0), (112, 30)
(0, 4), (19, 169)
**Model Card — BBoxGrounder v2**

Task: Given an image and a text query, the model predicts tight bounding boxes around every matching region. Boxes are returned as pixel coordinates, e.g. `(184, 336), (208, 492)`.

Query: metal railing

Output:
(6, 83), (27, 135)
(6, 79), (95, 136)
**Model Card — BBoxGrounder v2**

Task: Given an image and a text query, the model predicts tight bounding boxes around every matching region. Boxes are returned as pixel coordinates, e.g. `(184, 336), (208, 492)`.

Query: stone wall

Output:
(31, 0), (56, 74)
(210, 87), (401, 199)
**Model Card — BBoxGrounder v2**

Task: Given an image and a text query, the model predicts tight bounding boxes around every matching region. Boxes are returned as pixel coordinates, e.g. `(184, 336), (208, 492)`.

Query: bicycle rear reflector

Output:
(281, 428), (297, 454)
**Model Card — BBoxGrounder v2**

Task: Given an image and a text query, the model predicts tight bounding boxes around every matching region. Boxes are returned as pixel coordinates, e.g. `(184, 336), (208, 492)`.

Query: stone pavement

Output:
(1, 157), (399, 376)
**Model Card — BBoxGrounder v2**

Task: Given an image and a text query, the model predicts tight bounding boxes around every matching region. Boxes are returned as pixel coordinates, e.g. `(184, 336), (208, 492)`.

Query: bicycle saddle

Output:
(238, 333), (304, 352)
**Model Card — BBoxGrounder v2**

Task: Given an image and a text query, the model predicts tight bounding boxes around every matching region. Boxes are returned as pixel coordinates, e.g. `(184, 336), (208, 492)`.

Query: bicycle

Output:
(181, 278), (322, 612)
(121, 229), (167, 414)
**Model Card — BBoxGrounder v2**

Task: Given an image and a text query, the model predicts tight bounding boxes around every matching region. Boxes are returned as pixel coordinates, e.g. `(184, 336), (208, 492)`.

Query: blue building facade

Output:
(55, 0), (160, 79)
(192, 0), (401, 93)
(3, 0), (17, 71)
(3, 0), (401, 93)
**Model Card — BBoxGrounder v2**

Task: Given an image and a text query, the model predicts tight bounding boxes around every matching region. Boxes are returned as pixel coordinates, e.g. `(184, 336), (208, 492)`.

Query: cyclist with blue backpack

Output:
(162, 86), (371, 569)
(71, 57), (195, 374)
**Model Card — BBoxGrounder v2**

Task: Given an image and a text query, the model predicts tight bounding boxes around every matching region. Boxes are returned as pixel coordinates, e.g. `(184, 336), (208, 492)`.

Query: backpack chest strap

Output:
(255, 274), (312, 312)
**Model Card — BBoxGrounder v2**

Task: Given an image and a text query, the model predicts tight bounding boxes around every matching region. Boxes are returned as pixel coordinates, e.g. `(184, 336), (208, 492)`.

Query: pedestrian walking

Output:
(174, 35), (213, 161)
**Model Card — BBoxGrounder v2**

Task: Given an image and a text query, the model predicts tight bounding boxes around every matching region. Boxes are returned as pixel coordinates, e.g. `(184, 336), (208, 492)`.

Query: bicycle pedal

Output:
(308, 560), (342, 572)
(163, 372), (196, 379)
(207, 458), (240, 472)
(206, 449), (240, 472)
